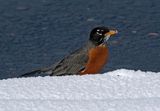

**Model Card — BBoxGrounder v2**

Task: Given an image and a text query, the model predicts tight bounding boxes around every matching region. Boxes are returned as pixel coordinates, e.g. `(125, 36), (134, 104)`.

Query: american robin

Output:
(21, 26), (118, 77)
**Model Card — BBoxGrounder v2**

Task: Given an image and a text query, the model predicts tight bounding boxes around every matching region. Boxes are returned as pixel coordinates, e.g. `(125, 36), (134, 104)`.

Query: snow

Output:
(0, 69), (160, 111)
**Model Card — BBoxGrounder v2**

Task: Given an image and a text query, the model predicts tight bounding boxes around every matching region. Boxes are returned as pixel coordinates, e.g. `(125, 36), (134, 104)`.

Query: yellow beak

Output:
(105, 29), (118, 36)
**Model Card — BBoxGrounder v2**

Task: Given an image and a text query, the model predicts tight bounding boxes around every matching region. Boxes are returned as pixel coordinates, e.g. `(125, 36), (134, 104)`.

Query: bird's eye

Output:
(96, 29), (104, 35)
(96, 31), (102, 35)
(100, 29), (104, 33)
(97, 29), (100, 32)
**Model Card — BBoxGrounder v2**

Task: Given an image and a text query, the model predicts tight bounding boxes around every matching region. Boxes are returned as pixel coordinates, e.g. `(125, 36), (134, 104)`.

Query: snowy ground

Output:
(0, 69), (160, 111)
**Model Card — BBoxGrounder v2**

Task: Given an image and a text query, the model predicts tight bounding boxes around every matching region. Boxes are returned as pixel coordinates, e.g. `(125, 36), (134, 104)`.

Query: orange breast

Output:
(80, 45), (109, 75)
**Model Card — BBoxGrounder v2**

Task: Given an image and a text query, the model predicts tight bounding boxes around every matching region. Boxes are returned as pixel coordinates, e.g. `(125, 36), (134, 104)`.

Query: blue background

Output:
(0, 0), (160, 79)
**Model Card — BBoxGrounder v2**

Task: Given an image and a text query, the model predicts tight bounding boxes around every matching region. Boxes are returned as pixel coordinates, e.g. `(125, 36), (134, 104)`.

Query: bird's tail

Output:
(20, 69), (42, 77)
(20, 67), (52, 78)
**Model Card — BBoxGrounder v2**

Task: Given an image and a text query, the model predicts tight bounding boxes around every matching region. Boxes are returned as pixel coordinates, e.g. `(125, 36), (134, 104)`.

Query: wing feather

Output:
(50, 47), (88, 76)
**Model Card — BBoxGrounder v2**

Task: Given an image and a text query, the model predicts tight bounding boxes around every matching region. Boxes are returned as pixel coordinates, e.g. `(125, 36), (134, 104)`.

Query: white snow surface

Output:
(0, 69), (160, 111)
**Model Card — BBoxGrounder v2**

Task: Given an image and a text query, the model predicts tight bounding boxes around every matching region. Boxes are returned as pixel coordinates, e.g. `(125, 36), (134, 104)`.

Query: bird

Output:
(21, 26), (118, 77)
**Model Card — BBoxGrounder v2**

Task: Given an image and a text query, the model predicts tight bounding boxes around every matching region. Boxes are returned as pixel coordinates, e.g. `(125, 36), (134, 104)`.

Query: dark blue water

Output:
(0, 0), (160, 79)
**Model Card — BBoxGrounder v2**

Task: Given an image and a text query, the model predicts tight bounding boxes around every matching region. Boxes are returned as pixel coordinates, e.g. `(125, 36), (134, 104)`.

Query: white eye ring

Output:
(96, 32), (102, 35)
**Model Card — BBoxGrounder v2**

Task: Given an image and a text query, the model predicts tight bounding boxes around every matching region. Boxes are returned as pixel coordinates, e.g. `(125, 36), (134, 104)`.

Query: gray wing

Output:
(20, 47), (88, 77)
(50, 47), (88, 76)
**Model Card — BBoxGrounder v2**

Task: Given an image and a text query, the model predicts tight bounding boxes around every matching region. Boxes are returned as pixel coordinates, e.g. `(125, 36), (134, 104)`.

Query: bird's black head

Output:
(89, 26), (118, 45)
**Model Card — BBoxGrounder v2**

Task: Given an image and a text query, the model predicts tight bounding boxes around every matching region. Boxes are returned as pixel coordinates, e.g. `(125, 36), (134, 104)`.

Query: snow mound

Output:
(0, 69), (160, 111)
